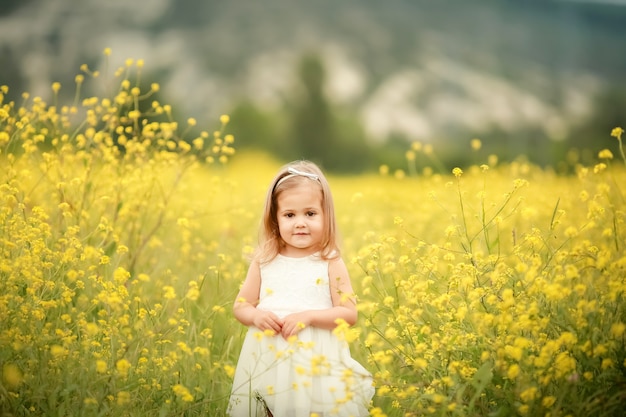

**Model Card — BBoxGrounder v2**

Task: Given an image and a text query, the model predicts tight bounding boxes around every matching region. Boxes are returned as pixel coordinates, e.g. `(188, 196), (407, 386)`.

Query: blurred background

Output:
(1, 0), (625, 173)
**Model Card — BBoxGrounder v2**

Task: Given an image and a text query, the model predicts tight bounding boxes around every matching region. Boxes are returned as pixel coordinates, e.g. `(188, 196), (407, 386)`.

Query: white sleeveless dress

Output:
(228, 254), (374, 417)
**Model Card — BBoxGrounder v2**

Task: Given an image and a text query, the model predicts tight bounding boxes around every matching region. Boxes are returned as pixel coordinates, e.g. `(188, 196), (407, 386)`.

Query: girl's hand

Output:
(253, 310), (283, 335)
(281, 311), (312, 339)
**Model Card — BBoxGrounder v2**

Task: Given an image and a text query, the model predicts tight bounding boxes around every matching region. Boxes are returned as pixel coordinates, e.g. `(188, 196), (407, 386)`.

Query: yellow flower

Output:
(598, 149), (613, 159)
(116, 359), (131, 377)
(84, 398), (98, 406)
(173, 384), (194, 402)
(452, 167), (463, 178)
(520, 386), (537, 402)
(163, 286), (177, 300)
(186, 282), (200, 301)
(610, 126), (623, 139)
(96, 360), (107, 374)
(557, 332), (577, 347)
(384, 327), (398, 340)
(50, 345), (66, 358)
(113, 267), (130, 284)
(610, 322), (625, 338)
(470, 138), (482, 150)
(505, 345), (523, 361)
(2, 364), (23, 388)
(542, 396), (557, 408)
(513, 178), (528, 189)
(333, 318), (359, 343)
(117, 391), (131, 405)
(432, 393), (445, 404)
(223, 365), (235, 378)
(395, 169), (406, 179)
(594, 163), (607, 173)
(412, 358), (428, 370)
(554, 352), (576, 379)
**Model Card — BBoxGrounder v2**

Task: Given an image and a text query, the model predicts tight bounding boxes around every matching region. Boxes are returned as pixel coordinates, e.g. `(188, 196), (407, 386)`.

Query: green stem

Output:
(457, 178), (473, 256)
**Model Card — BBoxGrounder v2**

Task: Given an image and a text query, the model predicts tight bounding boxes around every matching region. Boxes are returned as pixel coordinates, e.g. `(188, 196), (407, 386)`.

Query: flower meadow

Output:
(1, 53), (625, 417)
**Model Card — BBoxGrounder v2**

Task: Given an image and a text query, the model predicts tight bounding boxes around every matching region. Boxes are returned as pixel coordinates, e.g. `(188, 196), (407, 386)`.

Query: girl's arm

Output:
(233, 259), (283, 334)
(281, 256), (358, 338)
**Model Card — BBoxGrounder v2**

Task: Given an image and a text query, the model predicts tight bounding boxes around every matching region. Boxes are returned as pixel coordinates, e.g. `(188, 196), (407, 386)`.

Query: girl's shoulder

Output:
(327, 254), (347, 268)
(320, 247), (341, 261)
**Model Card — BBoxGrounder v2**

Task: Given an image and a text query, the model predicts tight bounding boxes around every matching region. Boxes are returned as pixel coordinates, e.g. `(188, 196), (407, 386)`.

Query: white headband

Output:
(275, 167), (320, 188)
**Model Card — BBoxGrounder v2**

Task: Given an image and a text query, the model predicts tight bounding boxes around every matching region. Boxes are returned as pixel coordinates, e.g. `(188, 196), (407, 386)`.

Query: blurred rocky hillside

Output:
(1, 0), (625, 169)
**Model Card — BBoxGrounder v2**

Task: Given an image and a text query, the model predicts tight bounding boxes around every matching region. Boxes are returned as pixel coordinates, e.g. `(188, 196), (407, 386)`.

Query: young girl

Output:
(228, 161), (374, 417)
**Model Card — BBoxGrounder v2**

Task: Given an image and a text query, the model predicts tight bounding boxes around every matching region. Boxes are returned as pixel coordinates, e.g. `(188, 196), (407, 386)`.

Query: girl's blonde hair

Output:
(255, 160), (339, 264)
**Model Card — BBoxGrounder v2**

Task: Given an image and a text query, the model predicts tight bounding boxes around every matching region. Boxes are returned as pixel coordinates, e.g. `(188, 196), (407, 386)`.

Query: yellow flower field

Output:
(1, 54), (625, 416)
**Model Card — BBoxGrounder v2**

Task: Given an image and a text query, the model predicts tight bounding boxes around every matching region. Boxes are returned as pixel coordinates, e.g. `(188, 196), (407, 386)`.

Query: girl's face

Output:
(276, 181), (325, 257)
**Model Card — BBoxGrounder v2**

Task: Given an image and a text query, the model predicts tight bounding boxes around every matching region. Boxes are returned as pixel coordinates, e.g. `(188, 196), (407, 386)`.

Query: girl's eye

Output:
(306, 211), (316, 217)
(285, 213), (294, 218)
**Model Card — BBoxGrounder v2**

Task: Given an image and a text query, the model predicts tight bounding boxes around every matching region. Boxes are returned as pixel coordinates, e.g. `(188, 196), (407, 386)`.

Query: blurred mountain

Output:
(1, 0), (625, 153)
